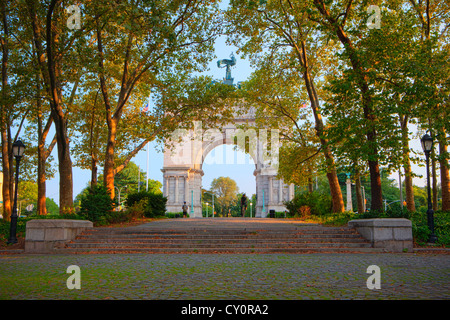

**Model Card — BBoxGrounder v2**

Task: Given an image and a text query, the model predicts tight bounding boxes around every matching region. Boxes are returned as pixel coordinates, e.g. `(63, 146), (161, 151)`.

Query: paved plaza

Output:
(1, 252), (449, 301)
(0, 218), (449, 302)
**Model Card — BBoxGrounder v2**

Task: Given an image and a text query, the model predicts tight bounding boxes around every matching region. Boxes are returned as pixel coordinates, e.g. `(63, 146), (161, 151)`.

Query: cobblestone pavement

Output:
(1, 218), (449, 306)
(0, 253), (448, 300)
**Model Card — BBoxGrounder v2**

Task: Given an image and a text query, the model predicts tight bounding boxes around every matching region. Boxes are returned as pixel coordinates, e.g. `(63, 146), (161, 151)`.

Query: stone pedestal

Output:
(348, 218), (413, 252)
(25, 219), (93, 253)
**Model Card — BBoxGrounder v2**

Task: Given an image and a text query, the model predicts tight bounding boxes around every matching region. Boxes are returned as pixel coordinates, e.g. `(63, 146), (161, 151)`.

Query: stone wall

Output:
(25, 219), (93, 253)
(348, 218), (413, 252)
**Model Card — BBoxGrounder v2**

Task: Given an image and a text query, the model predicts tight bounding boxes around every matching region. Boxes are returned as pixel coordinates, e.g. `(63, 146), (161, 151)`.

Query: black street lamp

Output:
(7, 139), (25, 245)
(421, 132), (438, 243)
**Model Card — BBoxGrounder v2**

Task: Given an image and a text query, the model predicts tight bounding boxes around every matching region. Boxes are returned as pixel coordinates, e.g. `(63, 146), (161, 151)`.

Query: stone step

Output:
(65, 242), (373, 249)
(71, 237), (369, 244)
(76, 234), (365, 241)
(59, 222), (376, 254)
(55, 247), (384, 254)
(81, 227), (360, 235)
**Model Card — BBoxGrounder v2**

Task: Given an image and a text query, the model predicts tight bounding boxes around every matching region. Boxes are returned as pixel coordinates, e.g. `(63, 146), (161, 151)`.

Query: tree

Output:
(307, 0), (386, 211)
(85, 0), (225, 199)
(210, 177), (239, 216)
(407, 0), (450, 211)
(112, 161), (162, 199)
(226, 0), (345, 213)
(1, 0), (37, 220)
(24, 0), (86, 211)
(0, 0), (13, 221)
(70, 82), (107, 188)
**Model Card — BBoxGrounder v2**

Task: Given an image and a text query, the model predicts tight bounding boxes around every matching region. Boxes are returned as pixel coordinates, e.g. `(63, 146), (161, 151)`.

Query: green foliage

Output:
(125, 191), (167, 218)
(209, 177), (240, 216)
(166, 212), (189, 218)
(357, 206), (413, 220)
(123, 199), (148, 221)
(79, 185), (115, 225)
(45, 198), (60, 215)
(0, 218), (29, 244)
(411, 211), (450, 246)
(285, 191), (333, 217)
(310, 211), (357, 227)
(266, 211), (288, 218)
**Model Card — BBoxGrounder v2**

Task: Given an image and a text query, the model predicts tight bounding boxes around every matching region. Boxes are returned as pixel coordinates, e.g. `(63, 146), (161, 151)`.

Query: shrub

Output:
(125, 199), (148, 220)
(79, 185), (115, 225)
(166, 212), (188, 218)
(411, 210), (450, 246)
(285, 191), (332, 217)
(125, 191), (167, 218)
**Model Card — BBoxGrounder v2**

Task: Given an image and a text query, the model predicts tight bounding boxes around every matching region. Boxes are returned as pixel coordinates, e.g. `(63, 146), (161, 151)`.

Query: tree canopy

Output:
(1, 0), (449, 220)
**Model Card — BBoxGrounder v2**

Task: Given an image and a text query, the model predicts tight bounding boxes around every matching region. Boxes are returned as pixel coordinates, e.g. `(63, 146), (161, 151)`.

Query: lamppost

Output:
(250, 202), (252, 218)
(205, 202), (209, 217)
(8, 139), (25, 244)
(421, 132), (438, 243)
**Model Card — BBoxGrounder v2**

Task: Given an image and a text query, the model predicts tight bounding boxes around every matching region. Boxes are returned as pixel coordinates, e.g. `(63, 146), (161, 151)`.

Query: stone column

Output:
(346, 177), (353, 212)
(289, 183), (295, 200)
(279, 179), (283, 204)
(163, 175), (167, 197)
(175, 176), (179, 204)
(269, 176), (273, 205)
(184, 175), (189, 204)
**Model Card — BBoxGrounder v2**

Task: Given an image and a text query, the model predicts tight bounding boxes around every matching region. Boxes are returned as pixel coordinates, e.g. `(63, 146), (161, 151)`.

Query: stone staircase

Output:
(57, 223), (383, 254)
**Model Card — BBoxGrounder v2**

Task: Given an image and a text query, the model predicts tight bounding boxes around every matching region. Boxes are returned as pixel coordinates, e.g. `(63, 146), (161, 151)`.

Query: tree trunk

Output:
(54, 117), (74, 211)
(36, 83), (46, 215)
(28, 0), (74, 212)
(91, 158), (98, 187)
(0, 0), (12, 221)
(37, 151), (47, 215)
(103, 119), (118, 199)
(439, 133), (450, 211)
(404, 161), (416, 212)
(308, 177), (313, 194)
(400, 114), (416, 212)
(312, 0), (383, 211)
(367, 159), (383, 211)
(431, 148), (438, 211)
(429, 120), (438, 211)
(46, 1), (73, 212)
(298, 41), (344, 213)
(355, 170), (364, 214)
(89, 98), (98, 188)
(1, 130), (12, 221)
(35, 71), (55, 215)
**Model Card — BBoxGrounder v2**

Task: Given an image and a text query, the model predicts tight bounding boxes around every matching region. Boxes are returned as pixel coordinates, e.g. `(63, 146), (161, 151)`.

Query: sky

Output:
(43, 6), (430, 205)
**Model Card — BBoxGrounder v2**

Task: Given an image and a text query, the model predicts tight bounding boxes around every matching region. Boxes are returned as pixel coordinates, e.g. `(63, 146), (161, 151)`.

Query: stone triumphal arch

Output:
(161, 54), (294, 218)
